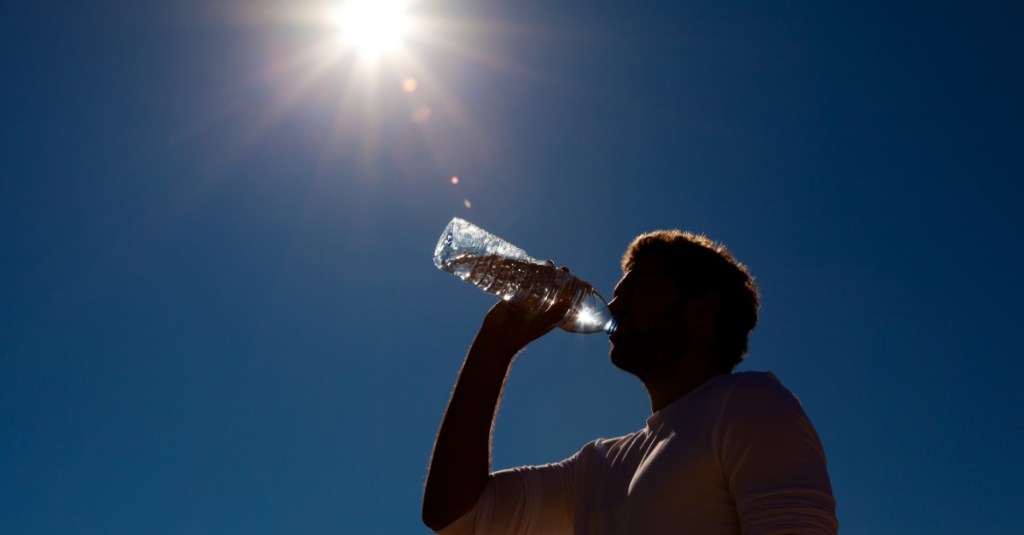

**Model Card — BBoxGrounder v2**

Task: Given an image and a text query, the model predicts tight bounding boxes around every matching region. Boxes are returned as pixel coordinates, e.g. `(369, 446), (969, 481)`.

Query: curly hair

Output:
(621, 230), (760, 372)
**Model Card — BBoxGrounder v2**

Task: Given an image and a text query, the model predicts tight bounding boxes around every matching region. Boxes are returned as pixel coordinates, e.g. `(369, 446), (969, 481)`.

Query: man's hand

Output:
(475, 262), (576, 356)
(476, 296), (572, 357)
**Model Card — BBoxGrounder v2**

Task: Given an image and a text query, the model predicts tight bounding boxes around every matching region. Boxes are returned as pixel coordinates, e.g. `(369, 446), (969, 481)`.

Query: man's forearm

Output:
(421, 332), (519, 531)
(422, 300), (566, 531)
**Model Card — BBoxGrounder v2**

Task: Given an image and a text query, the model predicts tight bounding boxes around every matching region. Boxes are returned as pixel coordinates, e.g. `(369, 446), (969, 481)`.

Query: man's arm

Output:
(422, 300), (567, 531)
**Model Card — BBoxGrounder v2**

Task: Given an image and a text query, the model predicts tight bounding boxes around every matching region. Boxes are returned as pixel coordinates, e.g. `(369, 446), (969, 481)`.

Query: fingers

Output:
(477, 260), (577, 350)
(487, 299), (563, 329)
(480, 297), (567, 352)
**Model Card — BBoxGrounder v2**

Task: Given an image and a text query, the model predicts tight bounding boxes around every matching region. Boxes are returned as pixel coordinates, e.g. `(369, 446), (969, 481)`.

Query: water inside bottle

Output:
(439, 252), (615, 333)
(442, 254), (564, 307)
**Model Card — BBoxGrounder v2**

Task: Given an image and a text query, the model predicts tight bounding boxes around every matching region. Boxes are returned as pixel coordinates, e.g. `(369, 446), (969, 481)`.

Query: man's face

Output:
(607, 258), (687, 377)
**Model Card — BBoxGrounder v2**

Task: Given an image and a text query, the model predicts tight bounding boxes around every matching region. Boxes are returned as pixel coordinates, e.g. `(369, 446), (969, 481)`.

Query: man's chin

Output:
(610, 341), (673, 380)
(609, 346), (640, 375)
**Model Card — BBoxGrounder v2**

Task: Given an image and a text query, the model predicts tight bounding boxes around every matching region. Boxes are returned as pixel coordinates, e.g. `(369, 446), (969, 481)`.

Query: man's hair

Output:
(621, 231), (760, 372)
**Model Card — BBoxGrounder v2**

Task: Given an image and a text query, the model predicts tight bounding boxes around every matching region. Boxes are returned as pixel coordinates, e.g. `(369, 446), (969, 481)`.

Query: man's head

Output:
(609, 230), (759, 377)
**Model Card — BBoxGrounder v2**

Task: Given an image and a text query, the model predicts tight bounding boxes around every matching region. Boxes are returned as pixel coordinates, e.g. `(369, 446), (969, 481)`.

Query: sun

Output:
(334, 0), (412, 59)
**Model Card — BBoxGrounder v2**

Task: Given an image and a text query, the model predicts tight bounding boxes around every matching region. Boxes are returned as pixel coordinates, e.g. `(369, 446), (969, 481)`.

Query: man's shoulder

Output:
(719, 371), (791, 397)
(719, 371), (808, 420)
(692, 371), (786, 403)
(572, 428), (648, 463)
(723, 370), (780, 384)
(590, 430), (645, 452)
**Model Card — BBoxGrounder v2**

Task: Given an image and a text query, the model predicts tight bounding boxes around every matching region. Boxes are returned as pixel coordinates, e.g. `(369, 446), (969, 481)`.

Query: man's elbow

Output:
(421, 493), (469, 532)
(421, 509), (445, 533)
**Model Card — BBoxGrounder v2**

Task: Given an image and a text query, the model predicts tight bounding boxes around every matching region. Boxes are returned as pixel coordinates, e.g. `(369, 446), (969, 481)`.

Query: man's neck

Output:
(643, 362), (725, 413)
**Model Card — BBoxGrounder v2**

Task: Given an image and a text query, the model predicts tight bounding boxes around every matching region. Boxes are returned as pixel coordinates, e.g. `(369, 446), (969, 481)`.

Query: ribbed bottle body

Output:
(434, 218), (615, 334)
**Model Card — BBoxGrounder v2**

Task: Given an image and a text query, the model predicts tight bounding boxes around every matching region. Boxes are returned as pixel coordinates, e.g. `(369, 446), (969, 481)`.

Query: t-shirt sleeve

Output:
(717, 373), (839, 535)
(436, 458), (576, 535)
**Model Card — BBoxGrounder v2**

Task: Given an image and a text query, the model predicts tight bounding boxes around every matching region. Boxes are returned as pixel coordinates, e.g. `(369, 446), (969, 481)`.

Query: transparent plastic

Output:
(433, 218), (616, 334)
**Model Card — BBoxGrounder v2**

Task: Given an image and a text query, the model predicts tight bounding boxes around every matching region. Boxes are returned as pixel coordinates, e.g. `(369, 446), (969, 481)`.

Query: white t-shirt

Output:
(438, 372), (838, 534)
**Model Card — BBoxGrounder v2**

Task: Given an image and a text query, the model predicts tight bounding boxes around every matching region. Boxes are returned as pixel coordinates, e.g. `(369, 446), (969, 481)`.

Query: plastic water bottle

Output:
(433, 218), (616, 334)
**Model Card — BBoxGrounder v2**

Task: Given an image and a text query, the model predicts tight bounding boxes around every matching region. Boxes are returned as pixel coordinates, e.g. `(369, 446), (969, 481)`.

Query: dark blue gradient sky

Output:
(2, 1), (1022, 533)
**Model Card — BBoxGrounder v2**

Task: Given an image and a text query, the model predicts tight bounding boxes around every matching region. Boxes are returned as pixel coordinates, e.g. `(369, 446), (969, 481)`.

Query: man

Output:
(422, 230), (838, 534)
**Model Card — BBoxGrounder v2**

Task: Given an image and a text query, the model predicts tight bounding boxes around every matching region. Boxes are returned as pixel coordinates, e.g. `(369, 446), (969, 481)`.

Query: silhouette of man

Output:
(423, 230), (838, 534)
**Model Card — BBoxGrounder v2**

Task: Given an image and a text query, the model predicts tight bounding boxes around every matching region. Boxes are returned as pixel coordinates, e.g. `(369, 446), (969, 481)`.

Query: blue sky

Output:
(2, 1), (1022, 533)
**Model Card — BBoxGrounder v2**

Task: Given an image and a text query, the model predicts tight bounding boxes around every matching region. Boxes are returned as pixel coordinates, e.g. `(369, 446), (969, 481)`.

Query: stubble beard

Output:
(609, 331), (687, 381)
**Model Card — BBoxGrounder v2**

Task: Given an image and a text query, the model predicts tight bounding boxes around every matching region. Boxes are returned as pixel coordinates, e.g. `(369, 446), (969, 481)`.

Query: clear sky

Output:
(2, 1), (1022, 533)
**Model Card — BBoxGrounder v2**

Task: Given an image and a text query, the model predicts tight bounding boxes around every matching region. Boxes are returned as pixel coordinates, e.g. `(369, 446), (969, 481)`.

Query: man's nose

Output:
(607, 296), (622, 315)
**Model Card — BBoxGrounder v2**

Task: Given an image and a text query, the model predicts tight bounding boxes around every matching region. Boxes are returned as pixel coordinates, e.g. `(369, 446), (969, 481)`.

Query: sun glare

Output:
(233, 0), (494, 194)
(335, 0), (411, 58)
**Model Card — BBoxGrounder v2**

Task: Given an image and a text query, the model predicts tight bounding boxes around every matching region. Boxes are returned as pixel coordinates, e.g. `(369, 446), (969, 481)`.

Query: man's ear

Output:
(685, 292), (720, 327)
